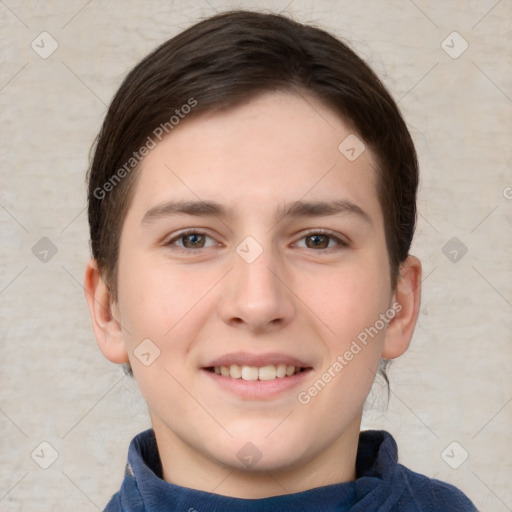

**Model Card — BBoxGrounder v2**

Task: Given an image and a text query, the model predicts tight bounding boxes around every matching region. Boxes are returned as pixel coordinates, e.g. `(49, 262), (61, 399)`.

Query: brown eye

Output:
(166, 230), (218, 251)
(295, 231), (348, 251)
(181, 233), (206, 248)
(305, 234), (330, 249)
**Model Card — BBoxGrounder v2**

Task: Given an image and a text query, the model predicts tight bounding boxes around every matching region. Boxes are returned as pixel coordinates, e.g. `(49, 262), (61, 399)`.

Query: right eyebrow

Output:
(141, 200), (231, 224)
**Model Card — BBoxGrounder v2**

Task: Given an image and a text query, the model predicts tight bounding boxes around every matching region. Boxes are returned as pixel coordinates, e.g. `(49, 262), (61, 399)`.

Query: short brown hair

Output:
(87, 9), (418, 300)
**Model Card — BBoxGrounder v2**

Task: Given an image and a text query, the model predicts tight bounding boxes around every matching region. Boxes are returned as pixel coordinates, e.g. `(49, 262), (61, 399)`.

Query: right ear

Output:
(84, 258), (129, 364)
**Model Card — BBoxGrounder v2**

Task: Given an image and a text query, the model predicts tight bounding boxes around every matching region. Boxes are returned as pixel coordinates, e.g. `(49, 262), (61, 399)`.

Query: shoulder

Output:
(103, 492), (122, 512)
(395, 464), (478, 511)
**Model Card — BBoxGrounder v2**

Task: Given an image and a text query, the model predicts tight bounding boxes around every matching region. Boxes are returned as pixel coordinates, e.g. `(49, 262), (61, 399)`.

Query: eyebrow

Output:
(141, 199), (372, 226)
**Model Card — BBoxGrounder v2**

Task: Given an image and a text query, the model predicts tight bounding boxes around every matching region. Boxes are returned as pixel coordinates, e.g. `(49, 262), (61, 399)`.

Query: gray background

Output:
(1, 0), (511, 510)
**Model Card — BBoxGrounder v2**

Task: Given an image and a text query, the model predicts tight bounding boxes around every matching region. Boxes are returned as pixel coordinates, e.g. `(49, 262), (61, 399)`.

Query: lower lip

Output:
(202, 368), (313, 400)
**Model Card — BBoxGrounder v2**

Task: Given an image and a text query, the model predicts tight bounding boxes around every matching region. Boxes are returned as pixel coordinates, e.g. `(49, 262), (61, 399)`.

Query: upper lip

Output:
(202, 352), (313, 369)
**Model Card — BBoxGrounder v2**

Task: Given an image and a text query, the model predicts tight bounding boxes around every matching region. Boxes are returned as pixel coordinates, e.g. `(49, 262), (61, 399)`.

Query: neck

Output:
(151, 416), (361, 499)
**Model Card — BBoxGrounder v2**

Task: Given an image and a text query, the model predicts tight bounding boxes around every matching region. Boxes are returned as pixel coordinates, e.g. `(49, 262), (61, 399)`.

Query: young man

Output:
(84, 10), (477, 511)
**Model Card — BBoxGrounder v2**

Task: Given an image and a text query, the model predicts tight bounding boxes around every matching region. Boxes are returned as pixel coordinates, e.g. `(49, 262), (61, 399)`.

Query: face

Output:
(110, 91), (400, 485)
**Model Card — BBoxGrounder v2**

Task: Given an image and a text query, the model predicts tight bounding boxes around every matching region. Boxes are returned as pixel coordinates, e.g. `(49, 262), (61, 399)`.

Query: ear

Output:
(84, 258), (129, 364)
(382, 255), (422, 359)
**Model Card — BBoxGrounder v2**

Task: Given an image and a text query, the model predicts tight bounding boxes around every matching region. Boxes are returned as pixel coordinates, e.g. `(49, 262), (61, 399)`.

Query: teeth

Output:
(213, 364), (303, 380)
(258, 365), (276, 381)
(230, 364), (242, 379)
(276, 363), (287, 378)
(241, 366), (259, 380)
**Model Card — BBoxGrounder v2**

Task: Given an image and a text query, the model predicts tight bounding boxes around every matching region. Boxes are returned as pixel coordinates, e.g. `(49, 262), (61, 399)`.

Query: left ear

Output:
(382, 255), (422, 359)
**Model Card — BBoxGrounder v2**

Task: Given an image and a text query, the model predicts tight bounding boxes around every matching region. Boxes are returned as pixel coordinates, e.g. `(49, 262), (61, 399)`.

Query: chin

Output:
(214, 429), (310, 473)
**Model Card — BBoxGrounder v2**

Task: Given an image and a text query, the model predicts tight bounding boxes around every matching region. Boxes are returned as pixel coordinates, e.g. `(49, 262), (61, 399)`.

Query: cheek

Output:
(299, 264), (390, 416)
(119, 266), (193, 336)
(115, 261), (204, 403)
(116, 249), (222, 367)
(302, 254), (391, 340)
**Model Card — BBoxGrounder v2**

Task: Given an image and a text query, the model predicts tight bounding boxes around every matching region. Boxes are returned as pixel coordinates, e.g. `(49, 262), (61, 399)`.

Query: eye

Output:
(163, 229), (348, 252)
(295, 230), (349, 251)
(165, 229), (219, 251)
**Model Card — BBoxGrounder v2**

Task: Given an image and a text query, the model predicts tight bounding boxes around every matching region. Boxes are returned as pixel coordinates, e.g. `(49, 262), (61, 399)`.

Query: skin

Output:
(85, 90), (421, 499)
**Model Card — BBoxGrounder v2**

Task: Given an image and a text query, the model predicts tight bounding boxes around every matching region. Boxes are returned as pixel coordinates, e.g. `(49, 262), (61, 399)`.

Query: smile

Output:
(201, 352), (314, 398)
(208, 364), (306, 381)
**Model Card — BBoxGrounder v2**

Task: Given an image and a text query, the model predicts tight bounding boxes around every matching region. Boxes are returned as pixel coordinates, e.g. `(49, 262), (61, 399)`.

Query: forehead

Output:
(125, 91), (382, 226)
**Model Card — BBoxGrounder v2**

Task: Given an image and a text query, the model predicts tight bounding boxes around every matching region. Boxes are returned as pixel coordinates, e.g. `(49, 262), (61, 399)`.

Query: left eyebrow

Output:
(276, 199), (372, 225)
(141, 198), (372, 226)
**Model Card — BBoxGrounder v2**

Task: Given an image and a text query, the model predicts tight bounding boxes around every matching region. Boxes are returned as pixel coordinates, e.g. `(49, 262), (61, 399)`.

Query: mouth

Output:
(205, 363), (308, 381)
(200, 353), (313, 399)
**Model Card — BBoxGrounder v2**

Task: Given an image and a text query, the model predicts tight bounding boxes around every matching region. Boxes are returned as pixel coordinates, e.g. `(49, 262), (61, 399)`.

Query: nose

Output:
(217, 241), (296, 334)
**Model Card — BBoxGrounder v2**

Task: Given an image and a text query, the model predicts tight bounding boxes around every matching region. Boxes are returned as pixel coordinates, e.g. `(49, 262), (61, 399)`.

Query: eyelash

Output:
(164, 228), (349, 253)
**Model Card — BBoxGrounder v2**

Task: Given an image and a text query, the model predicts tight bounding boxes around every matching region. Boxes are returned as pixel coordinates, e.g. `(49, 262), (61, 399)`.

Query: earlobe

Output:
(84, 259), (129, 364)
(382, 255), (422, 359)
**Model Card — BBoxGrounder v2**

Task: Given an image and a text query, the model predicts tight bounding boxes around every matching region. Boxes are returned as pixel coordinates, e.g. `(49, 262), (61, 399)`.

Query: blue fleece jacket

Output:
(104, 429), (477, 511)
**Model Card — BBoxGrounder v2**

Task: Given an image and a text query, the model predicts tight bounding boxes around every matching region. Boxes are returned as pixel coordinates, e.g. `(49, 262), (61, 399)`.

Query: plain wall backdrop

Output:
(1, 0), (511, 510)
